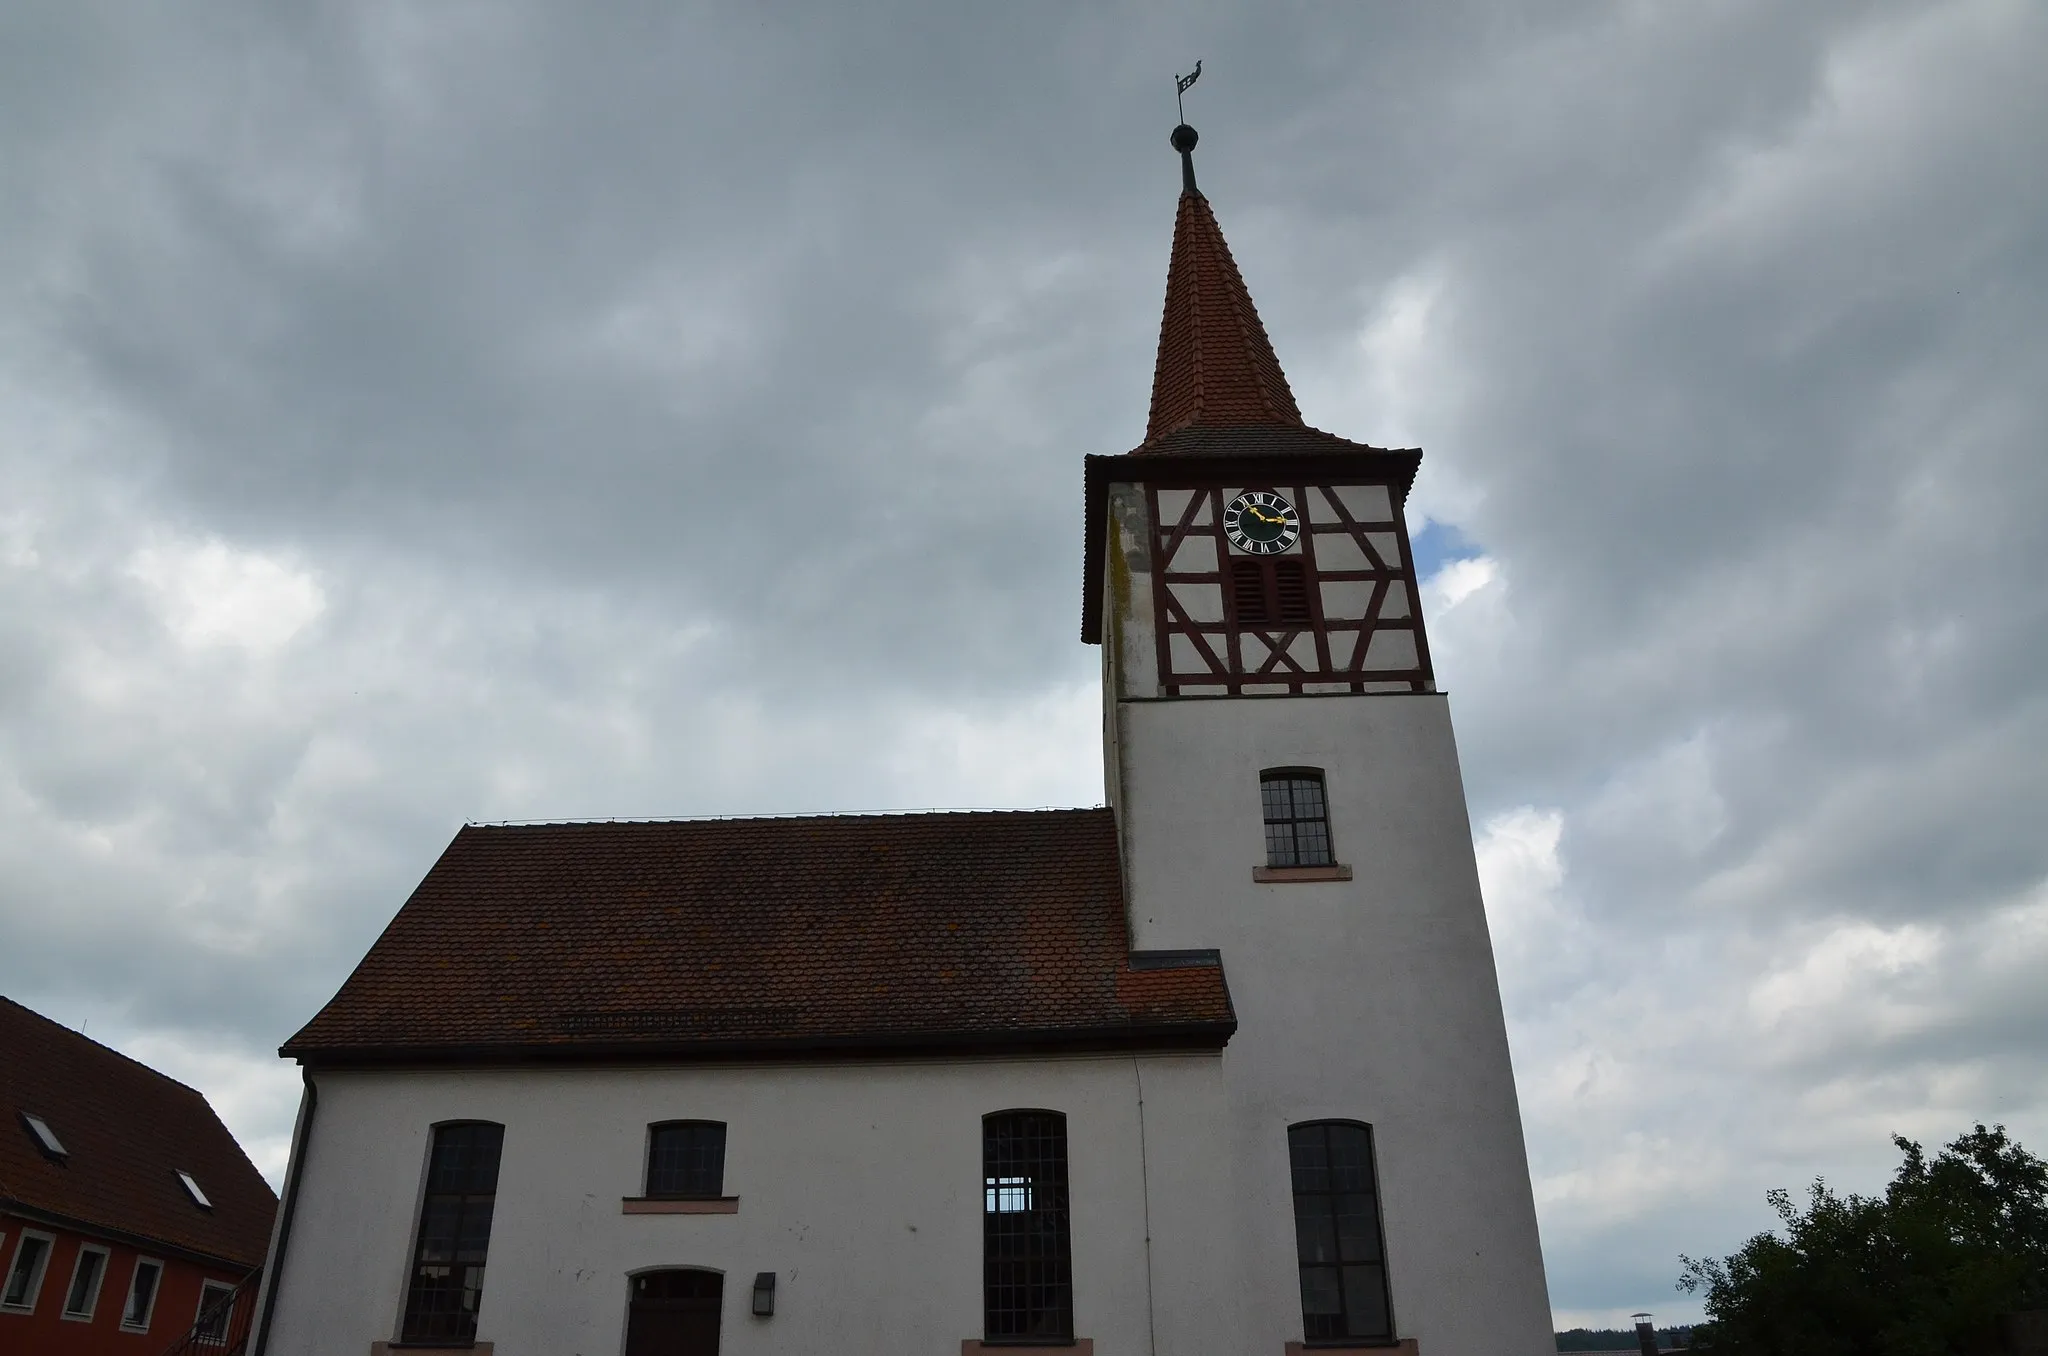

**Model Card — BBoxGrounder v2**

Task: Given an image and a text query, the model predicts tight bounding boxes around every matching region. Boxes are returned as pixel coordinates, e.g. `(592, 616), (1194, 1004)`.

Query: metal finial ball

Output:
(1170, 123), (1199, 154)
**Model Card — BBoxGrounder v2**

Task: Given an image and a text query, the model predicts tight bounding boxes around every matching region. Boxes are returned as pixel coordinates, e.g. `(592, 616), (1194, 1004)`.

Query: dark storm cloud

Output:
(3, 0), (2044, 1327)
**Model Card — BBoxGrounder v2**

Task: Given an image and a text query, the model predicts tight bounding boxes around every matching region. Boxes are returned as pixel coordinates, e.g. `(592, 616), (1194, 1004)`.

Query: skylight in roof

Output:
(21, 1112), (66, 1158)
(176, 1170), (212, 1209)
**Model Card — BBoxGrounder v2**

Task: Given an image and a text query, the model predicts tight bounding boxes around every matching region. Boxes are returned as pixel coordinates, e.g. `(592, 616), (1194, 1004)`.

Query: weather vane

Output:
(1175, 60), (1203, 121)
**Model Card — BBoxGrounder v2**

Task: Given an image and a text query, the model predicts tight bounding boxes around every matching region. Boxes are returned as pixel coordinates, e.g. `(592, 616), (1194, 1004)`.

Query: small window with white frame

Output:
(62, 1243), (110, 1320)
(2, 1228), (56, 1312)
(121, 1257), (165, 1332)
(193, 1279), (236, 1344)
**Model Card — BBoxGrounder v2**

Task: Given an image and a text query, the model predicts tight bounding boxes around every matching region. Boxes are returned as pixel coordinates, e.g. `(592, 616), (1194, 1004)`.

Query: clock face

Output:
(1222, 490), (1301, 555)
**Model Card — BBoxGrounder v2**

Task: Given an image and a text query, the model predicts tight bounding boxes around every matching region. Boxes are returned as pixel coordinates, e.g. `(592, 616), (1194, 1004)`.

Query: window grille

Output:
(1289, 1121), (1394, 1343)
(983, 1110), (1073, 1341)
(1262, 770), (1334, 867)
(646, 1121), (727, 1198)
(1231, 559), (1314, 627)
(193, 1280), (235, 1344)
(400, 1121), (504, 1343)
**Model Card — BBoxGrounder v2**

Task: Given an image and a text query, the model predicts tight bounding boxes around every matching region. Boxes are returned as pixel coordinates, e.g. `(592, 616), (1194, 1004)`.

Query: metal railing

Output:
(156, 1266), (262, 1356)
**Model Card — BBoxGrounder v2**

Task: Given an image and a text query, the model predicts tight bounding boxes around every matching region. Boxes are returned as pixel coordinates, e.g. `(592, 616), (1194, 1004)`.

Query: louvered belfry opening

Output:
(1231, 558), (1314, 628)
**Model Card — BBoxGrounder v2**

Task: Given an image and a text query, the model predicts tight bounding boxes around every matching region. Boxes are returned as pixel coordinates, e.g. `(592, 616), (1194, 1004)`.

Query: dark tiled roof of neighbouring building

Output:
(282, 809), (1235, 1063)
(0, 996), (277, 1267)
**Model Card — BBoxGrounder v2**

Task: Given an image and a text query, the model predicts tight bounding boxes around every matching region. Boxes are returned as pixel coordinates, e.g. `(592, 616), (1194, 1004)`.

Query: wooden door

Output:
(625, 1270), (722, 1356)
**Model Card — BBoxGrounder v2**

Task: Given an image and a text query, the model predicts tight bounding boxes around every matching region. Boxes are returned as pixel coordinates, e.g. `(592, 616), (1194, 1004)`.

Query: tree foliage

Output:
(1679, 1124), (2048, 1355)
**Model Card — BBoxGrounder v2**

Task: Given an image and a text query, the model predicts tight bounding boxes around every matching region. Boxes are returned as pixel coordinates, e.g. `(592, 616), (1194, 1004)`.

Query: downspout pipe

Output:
(250, 1067), (318, 1356)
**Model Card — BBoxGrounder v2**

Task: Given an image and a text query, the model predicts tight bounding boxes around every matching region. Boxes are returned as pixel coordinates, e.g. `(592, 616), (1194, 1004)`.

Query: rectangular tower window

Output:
(1262, 770), (1334, 867)
(401, 1121), (505, 1343)
(1289, 1121), (1395, 1343)
(983, 1110), (1073, 1341)
(646, 1121), (727, 1198)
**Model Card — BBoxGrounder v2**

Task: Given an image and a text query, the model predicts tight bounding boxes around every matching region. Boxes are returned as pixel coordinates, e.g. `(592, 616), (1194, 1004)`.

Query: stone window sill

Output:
(963, 1341), (1092, 1354)
(372, 1343), (493, 1355)
(1254, 864), (1354, 883)
(1285, 1340), (1417, 1354)
(622, 1196), (739, 1214)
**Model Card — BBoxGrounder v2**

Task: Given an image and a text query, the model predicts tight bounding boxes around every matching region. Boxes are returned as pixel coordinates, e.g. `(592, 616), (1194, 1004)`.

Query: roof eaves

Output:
(285, 1019), (1236, 1069)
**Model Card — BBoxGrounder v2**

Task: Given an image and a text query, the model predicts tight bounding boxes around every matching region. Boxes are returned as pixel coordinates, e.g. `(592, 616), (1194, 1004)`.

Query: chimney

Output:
(1633, 1313), (1658, 1356)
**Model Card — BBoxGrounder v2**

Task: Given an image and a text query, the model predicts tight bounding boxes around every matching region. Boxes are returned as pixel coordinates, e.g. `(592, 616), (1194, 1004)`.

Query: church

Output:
(249, 123), (1553, 1356)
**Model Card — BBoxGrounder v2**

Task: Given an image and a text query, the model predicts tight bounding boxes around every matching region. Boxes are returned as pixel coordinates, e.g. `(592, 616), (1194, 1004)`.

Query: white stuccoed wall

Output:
(1101, 473), (1554, 1354)
(264, 1053), (1248, 1356)
(1114, 693), (1555, 1355)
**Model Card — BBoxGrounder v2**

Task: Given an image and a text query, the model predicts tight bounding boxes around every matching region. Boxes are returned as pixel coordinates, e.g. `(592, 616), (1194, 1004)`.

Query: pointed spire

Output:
(1143, 123), (1303, 445)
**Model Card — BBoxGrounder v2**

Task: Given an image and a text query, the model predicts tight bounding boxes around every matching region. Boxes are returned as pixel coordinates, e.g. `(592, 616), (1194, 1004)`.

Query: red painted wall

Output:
(0, 1211), (252, 1355)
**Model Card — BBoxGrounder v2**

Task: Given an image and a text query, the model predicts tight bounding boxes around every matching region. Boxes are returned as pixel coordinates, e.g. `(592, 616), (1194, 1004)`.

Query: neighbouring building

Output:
(1, 995), (277, 1354)
(251, 122), (1553, 1356)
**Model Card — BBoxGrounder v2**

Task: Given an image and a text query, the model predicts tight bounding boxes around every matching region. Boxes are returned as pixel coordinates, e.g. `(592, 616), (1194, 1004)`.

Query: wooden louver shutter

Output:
(1232, 558), (1314, 626)
(1231, 559), (1270, 624)
(1273, 560), (1312, 624)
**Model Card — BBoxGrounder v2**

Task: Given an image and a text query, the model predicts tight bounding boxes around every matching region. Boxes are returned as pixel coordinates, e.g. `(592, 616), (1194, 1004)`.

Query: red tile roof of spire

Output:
(1143, 188), (1304, 443)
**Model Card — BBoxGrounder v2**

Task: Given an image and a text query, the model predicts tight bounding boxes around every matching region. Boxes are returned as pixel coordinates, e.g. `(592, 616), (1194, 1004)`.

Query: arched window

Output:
(646, 1121), (727, 1198)
(983, 1110), (1072, 1341)
(1262, 769), (1334, 867)
(1288, 1120), (1393, 1343)
(401, 1121), (505, 1343)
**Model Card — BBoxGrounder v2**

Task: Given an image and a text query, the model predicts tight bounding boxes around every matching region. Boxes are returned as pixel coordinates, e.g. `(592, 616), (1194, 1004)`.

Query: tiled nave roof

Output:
(283, 809), (1234, 1063)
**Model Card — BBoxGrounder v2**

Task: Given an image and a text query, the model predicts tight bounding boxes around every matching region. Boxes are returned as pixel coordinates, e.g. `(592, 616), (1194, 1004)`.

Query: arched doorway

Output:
(625, 1269), (722, 1356)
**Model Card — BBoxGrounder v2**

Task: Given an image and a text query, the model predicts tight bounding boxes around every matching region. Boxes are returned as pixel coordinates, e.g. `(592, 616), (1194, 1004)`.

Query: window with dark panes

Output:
(983, 1110), (1073, 1342)
(400, 1121), (505, 1343)
(1262, 769), (1334, 867)
(122, 1259), (163, 1330)
(646, 1121), (727, 1198)
(194, 1279), (235, 1344)
(63, 1246), (106, 1317)
(2, 1232), (51, 1310)
(1289, 1121), (1394, 1343)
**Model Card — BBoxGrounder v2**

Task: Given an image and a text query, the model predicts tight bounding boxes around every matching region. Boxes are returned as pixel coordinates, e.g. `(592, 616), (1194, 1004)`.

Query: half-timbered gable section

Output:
(1144, 477), (1432, 696)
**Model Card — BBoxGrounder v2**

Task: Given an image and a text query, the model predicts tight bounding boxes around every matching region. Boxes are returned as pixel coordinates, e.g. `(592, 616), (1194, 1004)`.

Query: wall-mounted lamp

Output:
(751, 1272), (776, 1317)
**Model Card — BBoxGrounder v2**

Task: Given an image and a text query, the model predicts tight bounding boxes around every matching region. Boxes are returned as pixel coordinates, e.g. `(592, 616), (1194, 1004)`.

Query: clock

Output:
(1222, 490), (1300, 555)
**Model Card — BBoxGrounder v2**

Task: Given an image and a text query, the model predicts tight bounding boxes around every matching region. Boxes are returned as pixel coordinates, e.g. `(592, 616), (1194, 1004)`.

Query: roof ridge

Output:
(466, 806), (1109, 829)
(0, 995), (209, 1102)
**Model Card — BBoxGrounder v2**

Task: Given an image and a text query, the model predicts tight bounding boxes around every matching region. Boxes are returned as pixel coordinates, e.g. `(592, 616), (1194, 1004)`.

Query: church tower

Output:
(1085, 124), (1554, 1352)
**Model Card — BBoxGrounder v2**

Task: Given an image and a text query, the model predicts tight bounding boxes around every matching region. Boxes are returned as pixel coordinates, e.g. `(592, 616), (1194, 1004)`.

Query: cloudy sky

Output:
(4, 0), (2044, 1329)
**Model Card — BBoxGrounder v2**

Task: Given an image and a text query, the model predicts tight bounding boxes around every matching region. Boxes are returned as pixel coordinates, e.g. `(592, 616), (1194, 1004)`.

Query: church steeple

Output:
(1143, 123), (1304, 445)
